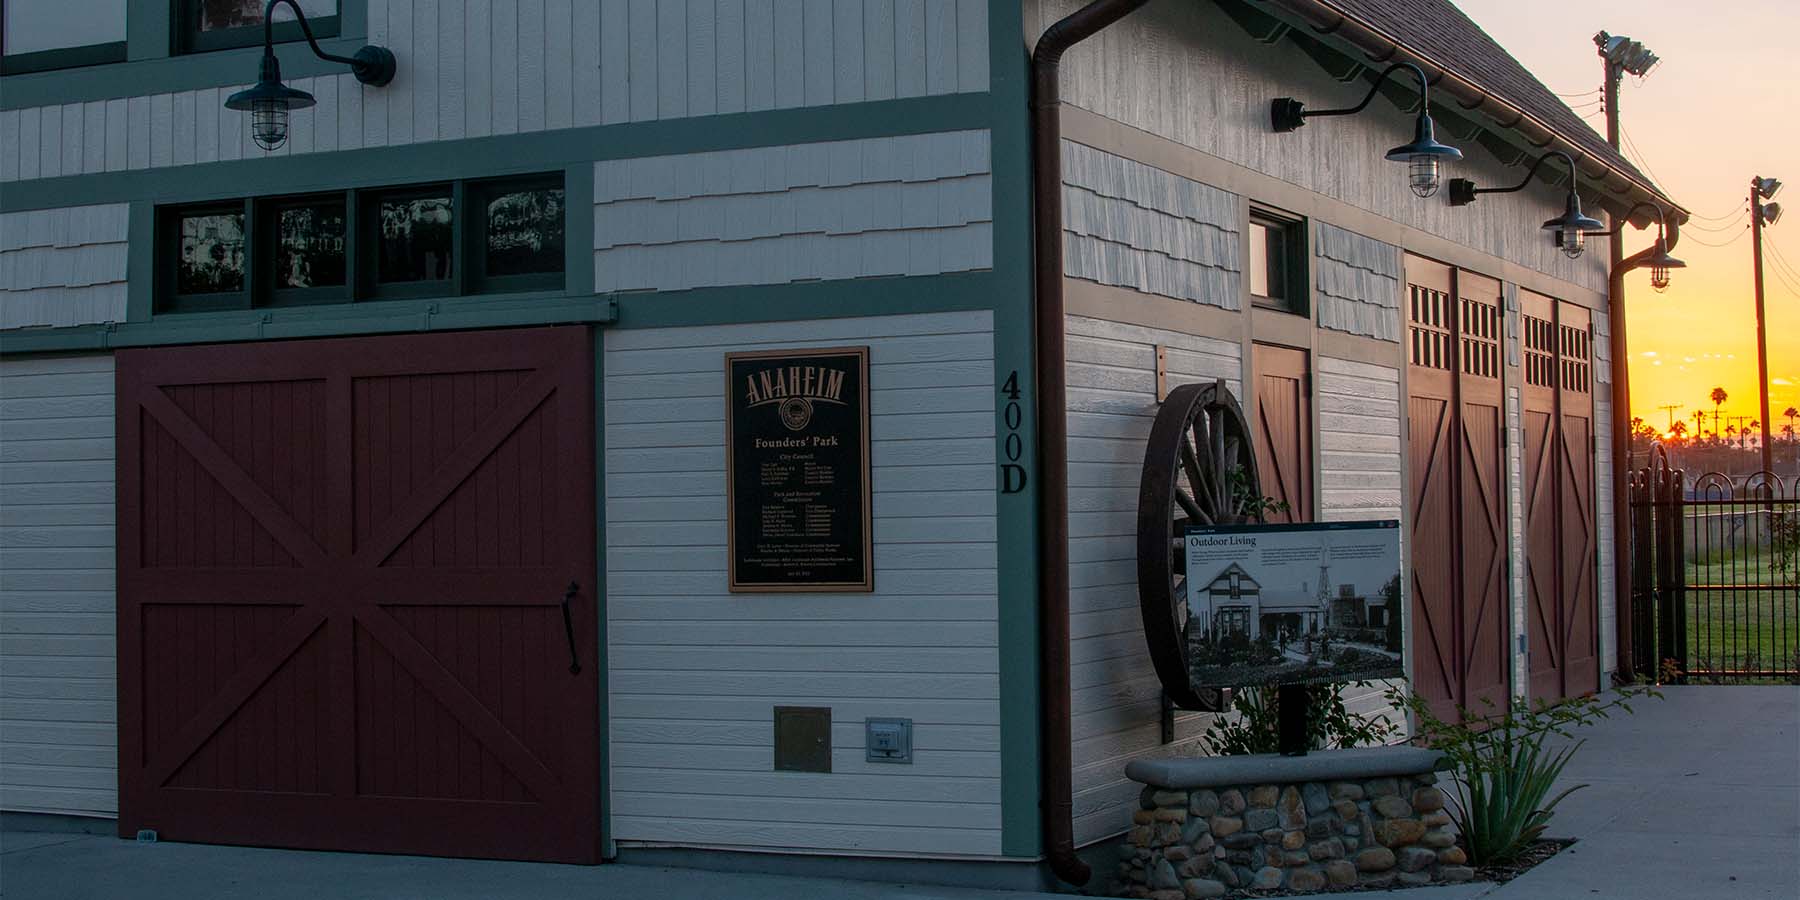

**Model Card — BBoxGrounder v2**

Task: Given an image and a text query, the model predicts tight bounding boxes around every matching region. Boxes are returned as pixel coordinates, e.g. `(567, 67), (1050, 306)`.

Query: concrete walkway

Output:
(2, 687), (1794, 900)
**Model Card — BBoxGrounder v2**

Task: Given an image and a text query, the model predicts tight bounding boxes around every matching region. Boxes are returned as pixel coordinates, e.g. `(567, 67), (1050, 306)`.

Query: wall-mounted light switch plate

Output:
(865, 717), (912, 764)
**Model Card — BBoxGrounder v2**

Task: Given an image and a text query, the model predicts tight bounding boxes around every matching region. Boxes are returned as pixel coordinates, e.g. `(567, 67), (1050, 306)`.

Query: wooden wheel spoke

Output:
(1174, 485), (1206, 522)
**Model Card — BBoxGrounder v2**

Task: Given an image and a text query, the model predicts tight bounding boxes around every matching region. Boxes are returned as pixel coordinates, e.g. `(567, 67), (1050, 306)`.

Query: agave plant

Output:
(1387, 686), (1659, 867)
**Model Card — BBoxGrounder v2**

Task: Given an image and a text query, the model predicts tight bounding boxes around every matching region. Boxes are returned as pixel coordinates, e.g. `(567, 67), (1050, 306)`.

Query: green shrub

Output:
(1203, 681), (1399, 756)
(1389, 686), (1660, 866)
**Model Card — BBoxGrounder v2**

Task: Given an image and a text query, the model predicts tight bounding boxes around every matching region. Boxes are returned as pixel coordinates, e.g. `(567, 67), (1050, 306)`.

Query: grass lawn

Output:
(1681, 548), (1799, 680)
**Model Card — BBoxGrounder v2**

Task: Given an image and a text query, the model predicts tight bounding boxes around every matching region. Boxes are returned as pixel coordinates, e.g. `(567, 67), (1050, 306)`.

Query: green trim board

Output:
(0, 42), (128, 77)
(0, 93), (994, 213)
(593, 329), (614, 860)
(985, 0), (1043, 859)
(608, 272), (1001, 331)
(6, 1), (368, 106)
(0, 292), (617, 355)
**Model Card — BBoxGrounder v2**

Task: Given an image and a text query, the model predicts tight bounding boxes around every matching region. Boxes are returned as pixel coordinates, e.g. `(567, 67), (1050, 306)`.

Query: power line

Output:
(1680, 208), (1750, 233)
(1680, 229), (1750, 249)
(1555, 87), (1603, 99)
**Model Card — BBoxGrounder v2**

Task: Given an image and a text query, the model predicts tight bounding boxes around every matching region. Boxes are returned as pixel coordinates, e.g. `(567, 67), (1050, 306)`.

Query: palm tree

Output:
(1726, 423), (1737, 446)
(1670, 420), (1688, 444)
(1693, 409), (1708, 443)
(1785, 406), (1798, 436)
(1747, 420), (1759, 449)
(1710, 387), (1728, 442)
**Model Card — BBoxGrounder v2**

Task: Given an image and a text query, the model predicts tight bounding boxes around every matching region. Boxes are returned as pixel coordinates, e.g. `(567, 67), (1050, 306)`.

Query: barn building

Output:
(0, 0), (1683, 888)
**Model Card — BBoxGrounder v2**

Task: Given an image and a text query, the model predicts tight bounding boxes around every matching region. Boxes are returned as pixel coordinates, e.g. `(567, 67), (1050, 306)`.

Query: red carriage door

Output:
(1522, 291), (1564, 698)
(1405, 257), (1461, 721)
(1522, 294), (1599, 701)
(116, 327), (599, 863)
(1454, 271), (1509, 716)
(1405, 257), (1510, 720)
(1555, 302), (1599, 696)
(1252, 343), (1314, 524)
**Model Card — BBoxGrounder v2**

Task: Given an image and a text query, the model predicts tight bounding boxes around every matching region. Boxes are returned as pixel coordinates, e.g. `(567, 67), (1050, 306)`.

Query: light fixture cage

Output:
(250, 101), (289, 151)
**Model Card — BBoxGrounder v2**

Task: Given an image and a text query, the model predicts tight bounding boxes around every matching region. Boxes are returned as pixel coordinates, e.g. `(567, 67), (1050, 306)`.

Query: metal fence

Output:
(1629, 461), (1799, 682)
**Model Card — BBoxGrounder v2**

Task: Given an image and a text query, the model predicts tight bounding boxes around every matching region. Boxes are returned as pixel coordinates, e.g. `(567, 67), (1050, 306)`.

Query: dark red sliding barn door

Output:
(116, 327), (599, 863)
(1405, 257), (1509, 721)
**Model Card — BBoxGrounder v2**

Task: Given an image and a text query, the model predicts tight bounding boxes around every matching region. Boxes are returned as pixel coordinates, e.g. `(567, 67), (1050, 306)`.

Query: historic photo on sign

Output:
(725, 347), (873, 592)
(1182, 521), (1404, 687)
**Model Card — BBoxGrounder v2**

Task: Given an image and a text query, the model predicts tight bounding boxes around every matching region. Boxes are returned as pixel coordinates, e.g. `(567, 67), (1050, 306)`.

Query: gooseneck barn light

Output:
(224, 0), (396, 151)
(1270, 62), (1463, 198)
(1448, 150), (1606, 258)
(1599, 202), (1686, 292)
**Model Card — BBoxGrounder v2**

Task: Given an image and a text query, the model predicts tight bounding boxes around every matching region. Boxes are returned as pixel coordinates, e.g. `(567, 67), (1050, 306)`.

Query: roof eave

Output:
(1255, 0), (1690, 226)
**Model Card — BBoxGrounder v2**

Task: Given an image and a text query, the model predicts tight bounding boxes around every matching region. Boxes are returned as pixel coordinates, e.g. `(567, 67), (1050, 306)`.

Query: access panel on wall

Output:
(115, 327), (599, 863)
(725, 347), (873, 592)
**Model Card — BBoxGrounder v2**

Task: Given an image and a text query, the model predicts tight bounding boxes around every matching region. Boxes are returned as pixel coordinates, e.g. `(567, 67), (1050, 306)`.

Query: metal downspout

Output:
(1031, 0), (1151, 887)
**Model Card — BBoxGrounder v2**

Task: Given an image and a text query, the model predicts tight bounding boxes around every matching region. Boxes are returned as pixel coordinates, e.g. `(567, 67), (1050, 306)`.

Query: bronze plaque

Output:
(725, 346), (873, 592)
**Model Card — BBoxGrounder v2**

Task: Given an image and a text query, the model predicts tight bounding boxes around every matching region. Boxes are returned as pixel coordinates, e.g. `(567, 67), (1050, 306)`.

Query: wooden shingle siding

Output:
(592, 131), (992, 292)
(1062, 315), (1239, 846)
(1314, 222), (1402, 342)
(0, 205), (129, 330)
(0, 353), (116, 818)
(1033, 0), (1609, 293)
(603, 310), (1002, 857)
(0, 0), (989, 183)
(1061, 142), (1242, 309)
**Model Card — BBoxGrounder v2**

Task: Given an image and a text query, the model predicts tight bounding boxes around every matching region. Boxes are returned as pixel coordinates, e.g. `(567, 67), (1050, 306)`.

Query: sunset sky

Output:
(1456, 0), (1799, 439)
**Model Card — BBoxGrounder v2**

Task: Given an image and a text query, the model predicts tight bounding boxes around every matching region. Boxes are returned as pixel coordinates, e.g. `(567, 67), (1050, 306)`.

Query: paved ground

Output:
(2, 686), (1793, 900)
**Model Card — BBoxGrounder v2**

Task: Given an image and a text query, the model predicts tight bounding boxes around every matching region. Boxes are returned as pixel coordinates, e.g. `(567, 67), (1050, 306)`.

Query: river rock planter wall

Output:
(1116, 747), (1471, 898)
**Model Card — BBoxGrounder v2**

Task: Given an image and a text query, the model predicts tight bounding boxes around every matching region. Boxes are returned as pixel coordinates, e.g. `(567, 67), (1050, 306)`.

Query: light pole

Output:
(1750, 176), (1783, 476)
(1595, 30), (1660, 681)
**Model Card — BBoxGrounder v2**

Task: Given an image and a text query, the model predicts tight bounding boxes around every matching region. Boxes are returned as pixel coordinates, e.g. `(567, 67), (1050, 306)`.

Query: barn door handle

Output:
(560, 581), (582, 675)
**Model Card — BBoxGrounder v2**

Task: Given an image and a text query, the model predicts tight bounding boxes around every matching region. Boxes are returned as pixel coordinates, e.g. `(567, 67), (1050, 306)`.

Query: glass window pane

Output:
(177, 212), (246, 294)
(1248, 221), (1272, 298)
(276, 202), (347, 289)
(485, 187), (566, 277)
(377, 195), (454, 283)
(4, 0), (125, 55)
(196, 0), (335, 32)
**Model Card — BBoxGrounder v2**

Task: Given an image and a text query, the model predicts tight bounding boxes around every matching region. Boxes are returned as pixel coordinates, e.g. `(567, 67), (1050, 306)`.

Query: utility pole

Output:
(1658, 404), (1681, 433)
(1750, 176), (1782, 476)
(1595, 30), (1659, 680)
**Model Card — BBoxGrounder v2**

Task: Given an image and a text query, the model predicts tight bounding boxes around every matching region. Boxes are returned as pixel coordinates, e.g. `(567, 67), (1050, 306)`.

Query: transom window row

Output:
(159, 173), (566, 313)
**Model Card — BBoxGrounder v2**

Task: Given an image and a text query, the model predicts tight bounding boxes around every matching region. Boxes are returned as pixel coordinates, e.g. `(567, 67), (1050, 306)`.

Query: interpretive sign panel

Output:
(726, 347), (873, 592)
(1182, 521), (1404, 686)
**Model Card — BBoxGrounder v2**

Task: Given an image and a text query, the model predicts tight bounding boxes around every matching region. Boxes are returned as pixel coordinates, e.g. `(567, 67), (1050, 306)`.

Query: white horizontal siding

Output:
(1314, 221), (1401, 342)
(1315, 356), (1402, 521)
(1507, 383), (1527, 696)
(592, 130), (992, 292)
(603, 310), (1001, 857)
(0, 205), (129, 330)
(0, 353), (117, 818)
(1061, 141), (1241, 309)
(1314, 355), (1409, 737)
(1062, 314), (1239, 847)
(0, 0), (989, 183)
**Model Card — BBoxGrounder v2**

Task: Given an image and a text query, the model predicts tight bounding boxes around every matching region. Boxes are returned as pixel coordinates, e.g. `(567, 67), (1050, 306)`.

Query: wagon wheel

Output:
(1136, 379), (1262, 711)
